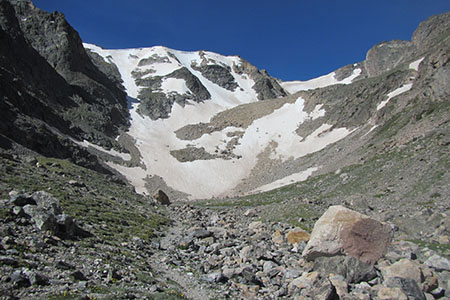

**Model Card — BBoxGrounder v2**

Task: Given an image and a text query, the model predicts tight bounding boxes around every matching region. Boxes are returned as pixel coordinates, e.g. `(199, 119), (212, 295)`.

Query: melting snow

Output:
(409, 57), (425, 71)
(377, 83), (413, 111)
(160, 78), (190, 95)
(252, 167), (319, 193)
(281, 68), (361, 94)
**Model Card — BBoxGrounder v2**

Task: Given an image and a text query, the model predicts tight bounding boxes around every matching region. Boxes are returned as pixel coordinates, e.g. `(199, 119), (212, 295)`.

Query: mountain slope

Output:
(83, 12), (448, 202)
(0, 0), (129, 171)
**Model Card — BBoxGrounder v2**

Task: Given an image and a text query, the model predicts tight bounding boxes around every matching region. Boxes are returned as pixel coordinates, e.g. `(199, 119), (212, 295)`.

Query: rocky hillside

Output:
(0, 0), (449, 298)
(0, 0), (129, 171)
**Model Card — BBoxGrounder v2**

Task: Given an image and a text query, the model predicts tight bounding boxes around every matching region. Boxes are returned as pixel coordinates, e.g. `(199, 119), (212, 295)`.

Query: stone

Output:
(289, 271), (319, 291)
(271, 230), (284, 244)
(438, 235), (449, 244)
(286, 227), (310, 244)
(385, 277), (426, 300)
(9, 193), (36, 207)
(302, 205), (393, 264)
(377, 287), (408, 300)
(284, 268), (302, 279)
(22, 191), (91, 239)
(314, 255), (377, 284)
(248, 221), (264, 232)
(22, 269), (49, 286)
(263, 261), (278, 274)
(424, 254), (450, 271)
(153, 190), (170, 205)
(10, 269), (30, 288)
(379, 259), (423, 285)
(329, 274), (348, 298)
(243, 208), (257, 217)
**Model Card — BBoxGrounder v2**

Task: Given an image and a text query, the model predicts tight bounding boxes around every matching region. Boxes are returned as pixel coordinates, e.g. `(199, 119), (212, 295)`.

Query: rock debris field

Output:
(2, 190), (448, 299)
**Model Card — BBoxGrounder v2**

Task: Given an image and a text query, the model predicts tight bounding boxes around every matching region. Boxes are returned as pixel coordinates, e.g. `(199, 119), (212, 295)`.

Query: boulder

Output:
(385, 277), (426, 300)
(302, 205), (393, 264)
(153, 190), (170, 205)
(424, 254), (450, 272)
(377, 287), (408, 300)
(285, 227), (310, 244)
(271, 230), (284, 244)
(22, 191), (91, 239)
(314, 256), (377, 284)
(380, 259), (423, 286)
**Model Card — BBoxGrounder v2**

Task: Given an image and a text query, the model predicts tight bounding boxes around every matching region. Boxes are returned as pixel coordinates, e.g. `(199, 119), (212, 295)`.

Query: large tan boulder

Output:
(302, 205), (393, 264)
(286, 227), (310, 244)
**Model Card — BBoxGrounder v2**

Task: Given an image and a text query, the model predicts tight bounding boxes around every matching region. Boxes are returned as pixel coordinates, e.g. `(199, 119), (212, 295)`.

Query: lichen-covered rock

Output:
(302, 205), (393, 264)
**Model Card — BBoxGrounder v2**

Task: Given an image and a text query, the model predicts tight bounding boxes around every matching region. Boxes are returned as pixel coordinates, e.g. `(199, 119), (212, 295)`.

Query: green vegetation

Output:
(0, 155), (169, 244)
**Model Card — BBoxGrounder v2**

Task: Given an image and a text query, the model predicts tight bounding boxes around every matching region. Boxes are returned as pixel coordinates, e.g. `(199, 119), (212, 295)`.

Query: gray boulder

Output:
(153, 190), (171, 206)
(22, 191), (91, 239)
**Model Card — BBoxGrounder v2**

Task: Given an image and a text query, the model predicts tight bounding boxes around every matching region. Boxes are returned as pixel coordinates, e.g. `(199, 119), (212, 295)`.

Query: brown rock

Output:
(302, 205), (393, 264)
(153, 190), (170, 205)
(286, 227), (310, 244)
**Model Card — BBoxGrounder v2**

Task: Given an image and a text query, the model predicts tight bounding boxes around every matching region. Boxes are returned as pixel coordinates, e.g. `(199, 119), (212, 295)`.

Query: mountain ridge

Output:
(0, 1), (449, 299)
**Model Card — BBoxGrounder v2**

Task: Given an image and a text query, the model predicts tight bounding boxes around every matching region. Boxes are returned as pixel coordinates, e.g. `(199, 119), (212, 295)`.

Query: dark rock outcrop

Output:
(16, 191), (92, 239)
(136, 67), (211, 119)
(0, 0), (128, 169)
(234, 59), (287, 99)
(193, 64), (239, 91)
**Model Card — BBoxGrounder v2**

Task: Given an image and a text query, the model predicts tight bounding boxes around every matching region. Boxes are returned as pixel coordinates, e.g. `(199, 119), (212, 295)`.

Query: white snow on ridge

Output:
(281, 68), (361, 94)
(377, 83), (413, 111)
(409, 57), (425, 71)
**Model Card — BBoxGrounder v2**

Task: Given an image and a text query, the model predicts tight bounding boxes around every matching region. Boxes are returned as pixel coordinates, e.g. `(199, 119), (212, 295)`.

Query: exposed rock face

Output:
(364, 40), (416, 77)
(193, 64), (238, 91)
(302, 205), (393, 264)
(136, 67), (211, 119)
(10, 0), (128, 137)
(234, 59), (287, 99)
(0, 0), (128, 171)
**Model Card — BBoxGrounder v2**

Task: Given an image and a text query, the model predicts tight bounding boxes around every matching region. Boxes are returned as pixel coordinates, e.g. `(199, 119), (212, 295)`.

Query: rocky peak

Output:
(412, 12), (450, 51)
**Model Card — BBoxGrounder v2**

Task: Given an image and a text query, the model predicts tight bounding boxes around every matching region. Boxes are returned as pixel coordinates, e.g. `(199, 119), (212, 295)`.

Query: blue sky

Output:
(33, 1), (449, 81)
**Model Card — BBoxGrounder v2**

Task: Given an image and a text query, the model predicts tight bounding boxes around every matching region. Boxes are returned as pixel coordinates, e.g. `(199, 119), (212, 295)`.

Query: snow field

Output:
(85, 44), (355, 199)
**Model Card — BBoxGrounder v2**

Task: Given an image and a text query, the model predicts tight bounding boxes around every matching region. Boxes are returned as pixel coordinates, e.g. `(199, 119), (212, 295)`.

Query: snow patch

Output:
(281, 68), (361, 94)
(409, 57), (425, 71)
(252, 167), (318, 193)
(377, 83), (413, 111)
(76, 140), (131, 161)
(160, 78), (190, 95)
